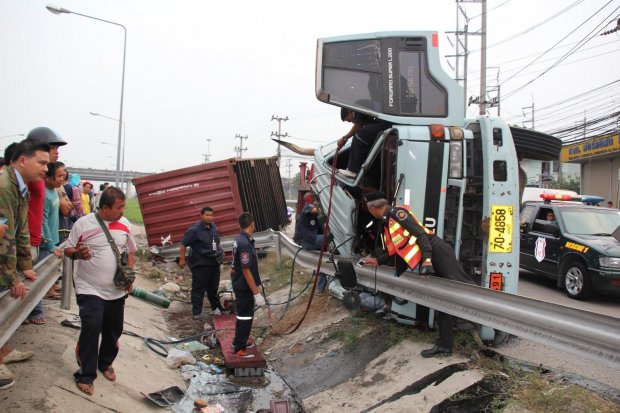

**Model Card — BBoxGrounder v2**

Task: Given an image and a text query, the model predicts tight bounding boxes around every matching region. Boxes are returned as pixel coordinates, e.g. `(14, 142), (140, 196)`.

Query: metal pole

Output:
(275, 233), (282, 265)
(47, 7), (127, 187)
(479, 0), (487, 115)
(60, 256), (74, 310)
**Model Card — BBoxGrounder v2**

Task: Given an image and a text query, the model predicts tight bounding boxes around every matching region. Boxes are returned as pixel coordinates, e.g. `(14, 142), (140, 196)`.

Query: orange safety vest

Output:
(383, 208), (430, 270)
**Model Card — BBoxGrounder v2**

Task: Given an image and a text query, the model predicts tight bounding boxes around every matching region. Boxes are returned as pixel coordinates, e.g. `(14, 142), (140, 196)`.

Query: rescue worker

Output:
(179, 206), (224, 319)
(294, 192), (327, 292)
(231, 212), (265, 357)
(359, 191), (476, 357)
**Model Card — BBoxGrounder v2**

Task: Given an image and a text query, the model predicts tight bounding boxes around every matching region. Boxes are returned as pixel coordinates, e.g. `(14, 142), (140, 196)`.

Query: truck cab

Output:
(307, 32), (521, 339)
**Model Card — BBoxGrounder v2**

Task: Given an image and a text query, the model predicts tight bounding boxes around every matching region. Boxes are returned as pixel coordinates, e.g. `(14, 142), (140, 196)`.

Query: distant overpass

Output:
(66, 167), (154, 196)
(67, 167), (153, 183)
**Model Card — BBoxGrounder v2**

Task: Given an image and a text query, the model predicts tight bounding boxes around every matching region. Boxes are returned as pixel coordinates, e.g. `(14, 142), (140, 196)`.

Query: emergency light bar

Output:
(540, 194), (605, 204)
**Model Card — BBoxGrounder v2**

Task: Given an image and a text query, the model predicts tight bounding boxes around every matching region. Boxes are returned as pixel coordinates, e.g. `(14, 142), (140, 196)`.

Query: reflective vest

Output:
(384, 208), (430, 270)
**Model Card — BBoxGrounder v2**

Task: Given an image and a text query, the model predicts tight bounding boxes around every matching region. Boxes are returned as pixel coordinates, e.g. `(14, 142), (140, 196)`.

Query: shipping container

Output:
(133, 157), (288, 247)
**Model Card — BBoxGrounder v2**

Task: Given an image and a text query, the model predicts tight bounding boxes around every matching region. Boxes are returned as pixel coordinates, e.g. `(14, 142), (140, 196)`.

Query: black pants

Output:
(429, 236), (476, 348)
(346, 121), (390, 173)
(190, 264), (221, 316)
(232, 290), (254, 352)
(75, 294), (126, 384)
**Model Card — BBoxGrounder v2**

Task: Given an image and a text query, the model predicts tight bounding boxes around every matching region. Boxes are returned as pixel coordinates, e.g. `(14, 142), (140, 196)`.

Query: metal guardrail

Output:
(274, 231), (620, 369)
(0, 253), (64, 348)
(3, 230), (618, 369)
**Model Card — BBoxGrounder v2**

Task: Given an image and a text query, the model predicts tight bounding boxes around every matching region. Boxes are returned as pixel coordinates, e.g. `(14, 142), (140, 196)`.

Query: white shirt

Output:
(67, 214), (137, 300)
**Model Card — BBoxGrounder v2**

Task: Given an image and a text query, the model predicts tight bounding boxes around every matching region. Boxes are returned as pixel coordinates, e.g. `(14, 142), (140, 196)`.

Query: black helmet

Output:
(26, 127), (67, 146)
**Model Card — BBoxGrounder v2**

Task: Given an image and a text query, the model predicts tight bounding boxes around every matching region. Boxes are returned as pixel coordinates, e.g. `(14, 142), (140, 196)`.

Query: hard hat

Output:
(303, 192), (315, 204)
(26, 127), (67, 146)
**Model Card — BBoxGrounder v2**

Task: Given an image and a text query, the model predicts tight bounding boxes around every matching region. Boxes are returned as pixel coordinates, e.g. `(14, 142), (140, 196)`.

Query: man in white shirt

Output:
(64, 186), (136, 396)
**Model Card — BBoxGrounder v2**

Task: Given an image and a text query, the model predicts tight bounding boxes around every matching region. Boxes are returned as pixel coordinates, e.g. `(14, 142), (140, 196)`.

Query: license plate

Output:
(489, 205), (513, 253)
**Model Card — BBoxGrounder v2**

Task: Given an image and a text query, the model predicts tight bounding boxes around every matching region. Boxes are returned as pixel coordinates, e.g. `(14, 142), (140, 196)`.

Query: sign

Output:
(489, 272), (503, 291)
(489, 205), (513, 253)
(561, 133), (620, 162)
(535, 237), (547, 262)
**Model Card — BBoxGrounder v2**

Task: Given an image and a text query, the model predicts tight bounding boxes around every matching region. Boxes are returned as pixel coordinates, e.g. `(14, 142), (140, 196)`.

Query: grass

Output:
(123, 197), (143, 224)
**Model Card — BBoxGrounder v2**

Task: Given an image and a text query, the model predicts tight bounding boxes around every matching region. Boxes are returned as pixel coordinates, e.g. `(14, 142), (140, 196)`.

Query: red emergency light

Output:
(540, 193), (572, 201)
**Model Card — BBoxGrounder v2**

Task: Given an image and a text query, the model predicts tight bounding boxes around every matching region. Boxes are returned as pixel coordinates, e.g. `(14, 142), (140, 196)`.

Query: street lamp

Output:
(47, 5), (126, 187)
(92, 112), (126, 188)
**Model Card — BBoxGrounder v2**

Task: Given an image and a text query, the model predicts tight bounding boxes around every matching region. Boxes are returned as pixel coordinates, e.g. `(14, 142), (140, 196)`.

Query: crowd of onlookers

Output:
(0, 127), (110, 390)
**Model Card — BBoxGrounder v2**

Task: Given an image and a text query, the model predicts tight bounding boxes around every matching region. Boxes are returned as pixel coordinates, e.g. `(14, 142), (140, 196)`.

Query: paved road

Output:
(517, 269), (619, 318)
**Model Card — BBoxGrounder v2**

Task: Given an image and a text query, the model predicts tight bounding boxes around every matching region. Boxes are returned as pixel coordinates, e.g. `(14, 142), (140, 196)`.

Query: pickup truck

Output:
(519, 197), (620, 300)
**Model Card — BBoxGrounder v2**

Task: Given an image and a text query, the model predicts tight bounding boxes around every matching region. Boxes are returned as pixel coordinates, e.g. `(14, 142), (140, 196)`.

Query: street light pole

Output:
(91, 112), (126, 189)
(47, 5), (126, 187)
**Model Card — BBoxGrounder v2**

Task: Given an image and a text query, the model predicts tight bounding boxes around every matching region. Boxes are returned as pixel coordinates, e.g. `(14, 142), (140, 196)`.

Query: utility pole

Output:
(479, 0), (487, 115)
(285, 159), (292, 199)
(205, 138), (211, 163)
(234, 134), (248, 159)
(270, 115), (289, 165)
(522, 97), (535, 129)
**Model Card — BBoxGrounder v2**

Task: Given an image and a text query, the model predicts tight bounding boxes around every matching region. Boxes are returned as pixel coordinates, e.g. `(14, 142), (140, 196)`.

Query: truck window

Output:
(520, 205), (536, 235)
(319, 37), (448, 118)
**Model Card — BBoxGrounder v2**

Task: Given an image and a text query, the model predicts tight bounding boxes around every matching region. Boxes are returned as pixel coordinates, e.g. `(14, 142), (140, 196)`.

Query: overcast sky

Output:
(1, 0), (618, 176)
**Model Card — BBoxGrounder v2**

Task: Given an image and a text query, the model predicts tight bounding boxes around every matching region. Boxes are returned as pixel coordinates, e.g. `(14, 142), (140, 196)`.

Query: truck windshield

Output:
(560, 208), (620, 235)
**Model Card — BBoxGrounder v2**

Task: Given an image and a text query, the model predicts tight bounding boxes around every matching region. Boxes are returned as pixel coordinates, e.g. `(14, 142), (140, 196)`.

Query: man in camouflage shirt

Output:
(0, 138), (50, 389)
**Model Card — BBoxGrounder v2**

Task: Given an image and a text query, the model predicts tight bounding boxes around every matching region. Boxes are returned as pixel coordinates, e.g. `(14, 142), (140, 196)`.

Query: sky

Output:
(1, 0), (618, 177)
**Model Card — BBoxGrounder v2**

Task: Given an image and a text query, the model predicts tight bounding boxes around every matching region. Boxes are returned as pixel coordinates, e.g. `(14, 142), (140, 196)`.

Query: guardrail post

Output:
(60, 256), (73, 310)
(275, 232), (281, 265)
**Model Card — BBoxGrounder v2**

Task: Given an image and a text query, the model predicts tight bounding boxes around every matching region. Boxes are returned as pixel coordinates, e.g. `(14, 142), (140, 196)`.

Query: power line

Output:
(503, 3), (620, 102)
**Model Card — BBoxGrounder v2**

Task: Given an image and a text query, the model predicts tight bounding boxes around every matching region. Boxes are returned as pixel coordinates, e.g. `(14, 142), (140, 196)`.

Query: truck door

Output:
(523, 207), (560, 277)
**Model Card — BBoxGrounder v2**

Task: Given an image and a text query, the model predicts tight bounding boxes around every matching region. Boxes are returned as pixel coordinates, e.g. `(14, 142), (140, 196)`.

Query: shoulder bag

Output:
(95, 213), (135, 290)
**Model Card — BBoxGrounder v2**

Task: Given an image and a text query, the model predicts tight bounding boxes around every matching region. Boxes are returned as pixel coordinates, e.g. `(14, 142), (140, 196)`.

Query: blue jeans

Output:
(27, 249), (51, 321)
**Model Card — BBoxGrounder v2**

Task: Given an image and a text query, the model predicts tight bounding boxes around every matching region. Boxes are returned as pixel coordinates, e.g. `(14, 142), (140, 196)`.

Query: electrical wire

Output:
(502, 1), (619, 100)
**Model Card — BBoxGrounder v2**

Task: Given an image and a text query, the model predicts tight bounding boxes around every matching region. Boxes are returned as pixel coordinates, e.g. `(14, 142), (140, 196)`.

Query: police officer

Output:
(294, 192), (328, 292)
(359, 191), (476, 357)
(179, 206), (224, 319)
(231, 212), (265, 357)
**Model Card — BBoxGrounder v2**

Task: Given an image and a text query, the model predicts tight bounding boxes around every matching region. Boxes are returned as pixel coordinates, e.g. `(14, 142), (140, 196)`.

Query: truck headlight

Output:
(448, 141), (463, 179)
(599, 257), (620, 268)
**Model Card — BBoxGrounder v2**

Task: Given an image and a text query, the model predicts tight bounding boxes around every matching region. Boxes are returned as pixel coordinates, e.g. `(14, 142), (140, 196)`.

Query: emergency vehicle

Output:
(520, 193), (620, 299)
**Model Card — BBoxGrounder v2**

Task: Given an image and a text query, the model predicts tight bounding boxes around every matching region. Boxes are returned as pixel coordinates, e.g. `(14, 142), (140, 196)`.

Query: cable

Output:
(503, 1), (619, 100)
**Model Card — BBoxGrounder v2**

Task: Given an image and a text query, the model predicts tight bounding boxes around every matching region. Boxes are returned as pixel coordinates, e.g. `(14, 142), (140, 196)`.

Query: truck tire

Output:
(561, 261), (592, 300)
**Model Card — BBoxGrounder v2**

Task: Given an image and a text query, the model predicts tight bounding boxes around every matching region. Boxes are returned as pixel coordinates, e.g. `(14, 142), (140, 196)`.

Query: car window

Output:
(559, 208), (620, 235)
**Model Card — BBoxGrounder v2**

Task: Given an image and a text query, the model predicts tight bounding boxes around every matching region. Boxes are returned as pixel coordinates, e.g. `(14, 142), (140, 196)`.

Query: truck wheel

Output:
(561, 261), (592, 300)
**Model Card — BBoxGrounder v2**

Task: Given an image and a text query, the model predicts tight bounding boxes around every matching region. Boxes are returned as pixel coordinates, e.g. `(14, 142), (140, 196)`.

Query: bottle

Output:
(212, 239), (217, 251)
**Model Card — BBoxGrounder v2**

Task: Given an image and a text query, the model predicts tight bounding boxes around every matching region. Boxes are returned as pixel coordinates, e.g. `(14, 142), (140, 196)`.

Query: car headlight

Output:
(598, 257), (620, 268)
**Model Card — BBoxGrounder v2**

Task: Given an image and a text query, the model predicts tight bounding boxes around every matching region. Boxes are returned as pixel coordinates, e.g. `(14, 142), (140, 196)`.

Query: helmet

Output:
(26, 127), (67, 146)
(303, 192), (315, 204)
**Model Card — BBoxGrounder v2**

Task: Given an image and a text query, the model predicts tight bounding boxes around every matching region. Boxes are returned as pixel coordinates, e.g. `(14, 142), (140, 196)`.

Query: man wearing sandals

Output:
(64, 187), (136, 395)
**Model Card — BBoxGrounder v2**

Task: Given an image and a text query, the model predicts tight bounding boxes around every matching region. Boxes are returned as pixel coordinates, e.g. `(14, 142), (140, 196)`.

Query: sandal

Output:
(101, 366), (116, 382)
(45, 293), (61, 300)
(75, 380), (94, 396)
(28, 318), (46, 325)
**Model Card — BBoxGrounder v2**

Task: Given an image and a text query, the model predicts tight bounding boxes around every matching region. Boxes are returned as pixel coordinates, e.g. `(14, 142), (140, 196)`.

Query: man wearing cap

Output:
(360, 191), (476, 357)
(294, 192), (328, 292)
(24, 127), (68, 323)
(336, 108), (391, 178)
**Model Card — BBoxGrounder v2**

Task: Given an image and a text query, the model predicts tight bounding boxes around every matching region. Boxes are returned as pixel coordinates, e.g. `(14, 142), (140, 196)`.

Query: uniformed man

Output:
(179, 206), (224, 319)
(294, 192), (327, 292)
(359, 191), (476, 357)
(231, 212), (265, 357)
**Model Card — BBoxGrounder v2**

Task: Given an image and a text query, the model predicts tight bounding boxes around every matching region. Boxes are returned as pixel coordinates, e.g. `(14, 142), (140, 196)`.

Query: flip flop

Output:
(101, 366), (116, 382)
(28, 318), (46, 325)
(75, 380), (94, 395)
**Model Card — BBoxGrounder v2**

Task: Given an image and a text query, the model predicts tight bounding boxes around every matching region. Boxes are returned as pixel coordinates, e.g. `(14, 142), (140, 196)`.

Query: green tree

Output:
(550, 175), (580, 193)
